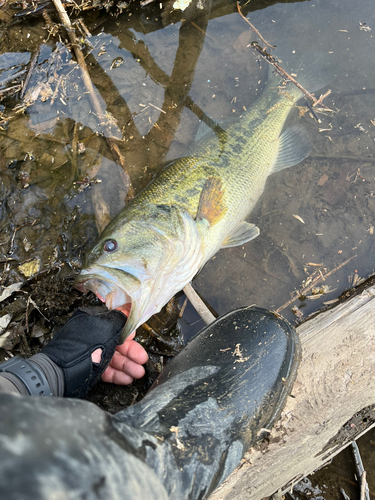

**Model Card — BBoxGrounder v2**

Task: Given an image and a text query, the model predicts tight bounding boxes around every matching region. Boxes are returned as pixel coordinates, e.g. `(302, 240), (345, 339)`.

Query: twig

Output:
(237, 2), (275, 50)
(0, 69), (27, 87)
(51, 0), (134, 198)
(141, 322), (180, 351)
(183, 283), (216, 325)
(314, 89), (332, 108)
(28, 296), (50, 323)
(361, 471), (367, 500)
(50, 75), (63, 105)
(179, 297), (188, 318)
(148, 102), (166, 114)
(276, 255), (357, 313)
(305, 100), (321, 123)
(252, 44), (332, 110)
(8, 223), (29, 256)
(21, 47), (40, 99)
(0, 85), (22, 97)
(340, 488), (351, 500)
(250, 43), (333, 112)
(351, 441), (370, 500)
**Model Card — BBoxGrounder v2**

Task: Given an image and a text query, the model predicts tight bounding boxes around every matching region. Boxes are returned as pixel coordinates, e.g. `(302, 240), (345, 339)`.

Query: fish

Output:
(75, 54), (331, 343)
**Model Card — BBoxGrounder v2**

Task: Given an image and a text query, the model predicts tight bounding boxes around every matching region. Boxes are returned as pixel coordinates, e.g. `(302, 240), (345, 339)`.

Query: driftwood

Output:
(210, 284), (375, 500)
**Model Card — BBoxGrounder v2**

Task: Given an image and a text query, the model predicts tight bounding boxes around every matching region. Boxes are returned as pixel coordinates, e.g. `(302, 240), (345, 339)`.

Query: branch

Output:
(237, 1), (275, 49)
(51, 0), (133, 197)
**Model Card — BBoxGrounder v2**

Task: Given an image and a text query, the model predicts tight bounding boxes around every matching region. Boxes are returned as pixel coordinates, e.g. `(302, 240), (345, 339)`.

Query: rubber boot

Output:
(113, 306), (301, 499)
(0, 306), (300, 500)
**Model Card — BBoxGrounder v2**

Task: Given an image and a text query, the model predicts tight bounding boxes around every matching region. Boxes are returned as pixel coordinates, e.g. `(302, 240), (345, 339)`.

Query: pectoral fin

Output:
(196, 177), (227, 227)
(272, 125), (312, 172)
(222, 221), (260, 248)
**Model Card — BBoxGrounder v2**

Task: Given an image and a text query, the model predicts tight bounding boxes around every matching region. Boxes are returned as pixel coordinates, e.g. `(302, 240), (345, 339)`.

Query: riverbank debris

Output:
(277, 255), (357, 313)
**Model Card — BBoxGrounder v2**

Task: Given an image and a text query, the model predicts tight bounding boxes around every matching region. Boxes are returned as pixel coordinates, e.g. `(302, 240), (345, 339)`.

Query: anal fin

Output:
(222, 221), (260, 248)
(196, 177), (227, 227)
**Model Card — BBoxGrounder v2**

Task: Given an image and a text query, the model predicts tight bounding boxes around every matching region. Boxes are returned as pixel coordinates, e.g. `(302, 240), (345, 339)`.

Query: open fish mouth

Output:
(74, 267), (136, 340)
(76, 277), (132, 311)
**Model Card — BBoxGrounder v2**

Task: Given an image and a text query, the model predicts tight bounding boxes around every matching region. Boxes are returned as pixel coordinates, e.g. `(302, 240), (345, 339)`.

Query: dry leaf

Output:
(292, 214), (305, 224)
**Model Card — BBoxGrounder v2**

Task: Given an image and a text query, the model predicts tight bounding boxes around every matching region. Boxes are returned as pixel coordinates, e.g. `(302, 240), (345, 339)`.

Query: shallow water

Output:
(1, 0), (375, 496)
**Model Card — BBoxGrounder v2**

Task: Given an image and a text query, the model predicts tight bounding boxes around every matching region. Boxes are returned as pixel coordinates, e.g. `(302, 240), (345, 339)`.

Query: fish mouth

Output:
(74, 266), (138, 343)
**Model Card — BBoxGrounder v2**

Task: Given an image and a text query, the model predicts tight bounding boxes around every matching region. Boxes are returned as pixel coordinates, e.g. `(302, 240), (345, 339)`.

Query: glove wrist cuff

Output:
(0, 357), (52, 396)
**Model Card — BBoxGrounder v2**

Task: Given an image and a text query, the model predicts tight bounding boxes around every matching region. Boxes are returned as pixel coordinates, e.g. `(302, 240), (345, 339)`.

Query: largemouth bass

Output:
(75, 58), (328, 343)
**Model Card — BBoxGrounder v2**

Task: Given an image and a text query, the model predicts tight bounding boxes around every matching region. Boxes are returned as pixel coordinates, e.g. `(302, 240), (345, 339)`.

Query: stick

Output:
(237, 2), (275, 50)
(351, 441), (370, 500)
(250, 43), (333, 112)
(20, 48), (40, 99)
(51, 0), (134, 198)
(360, 471), (367, 500)
(183, 283), (216, 325)
(276, 255), (357, 313)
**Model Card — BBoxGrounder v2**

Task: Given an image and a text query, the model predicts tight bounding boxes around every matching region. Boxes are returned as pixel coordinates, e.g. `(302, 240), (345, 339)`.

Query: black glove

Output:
(41, 307), (126, 398)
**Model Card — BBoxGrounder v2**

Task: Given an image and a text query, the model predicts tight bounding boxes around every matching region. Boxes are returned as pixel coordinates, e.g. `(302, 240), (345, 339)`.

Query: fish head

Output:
(75, 205), (204, 343)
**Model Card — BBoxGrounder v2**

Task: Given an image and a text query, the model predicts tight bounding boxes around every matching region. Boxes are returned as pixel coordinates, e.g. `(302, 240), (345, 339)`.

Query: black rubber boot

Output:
(0, 307), (300, 500)
(113, 306), (301, 499)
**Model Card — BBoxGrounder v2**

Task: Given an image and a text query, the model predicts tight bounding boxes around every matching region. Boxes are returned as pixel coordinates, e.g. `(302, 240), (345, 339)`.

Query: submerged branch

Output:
(51, 0), (134, 198)
(251, 43), (334, 112)
(20, 48), (40, 99)
(236, 2), (333, 111)
(183, 283), (216, 325)
(237, 1), (275, 49)
(276, 255), (357, 313)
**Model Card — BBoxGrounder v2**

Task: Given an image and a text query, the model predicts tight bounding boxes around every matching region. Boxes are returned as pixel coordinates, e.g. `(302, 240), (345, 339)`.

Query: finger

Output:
(91, 348), (102, 364)
(116, 339), (149, 365)
(116, 304), (131, 317)
(117, 330), (135, 345)
(127, 331), (136, 341)
(110, 351), (146, 379)
(102, 365), (134, 385)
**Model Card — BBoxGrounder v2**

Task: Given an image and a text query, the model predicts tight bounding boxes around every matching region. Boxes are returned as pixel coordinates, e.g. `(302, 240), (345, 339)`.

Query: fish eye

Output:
(103, 239), (118, 253)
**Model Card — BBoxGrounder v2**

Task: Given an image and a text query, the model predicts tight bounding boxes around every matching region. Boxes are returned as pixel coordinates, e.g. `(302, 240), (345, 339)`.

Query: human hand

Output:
(92, 332), (148, 385)
(42, 307), (148, 398)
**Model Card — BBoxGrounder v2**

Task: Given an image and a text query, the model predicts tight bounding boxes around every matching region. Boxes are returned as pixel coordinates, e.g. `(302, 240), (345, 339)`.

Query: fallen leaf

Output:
(18, 258), (41, 278)
(292, 214), (305, 224)
(0, 283), (22, 303)
(317, 173), (329, 186)
(0, 314), (12, 335)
